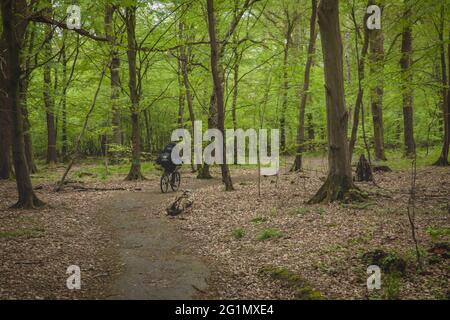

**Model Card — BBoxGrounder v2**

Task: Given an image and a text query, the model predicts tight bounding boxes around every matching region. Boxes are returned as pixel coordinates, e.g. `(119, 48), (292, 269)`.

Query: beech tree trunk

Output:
(348, 3), (370, 158)
(197, 94), (215, 180)
(309, 0), (361, 204)
(125, 6), (145, 180)
(105, 4), (122, 145)
(60, 33), (69, 162)
(434, 12), (449, 166)
(43, 1), (57, 165)
(1, 0), (44, 208)
(400, 0), (416, 158)
(206, 0), (234, 191)
(368, 5), (387, 162)
(0, 34), (12, 179)
(179, 20), (197, 172)
(279, 10), (299, 153)
(293, 0), (318, 172)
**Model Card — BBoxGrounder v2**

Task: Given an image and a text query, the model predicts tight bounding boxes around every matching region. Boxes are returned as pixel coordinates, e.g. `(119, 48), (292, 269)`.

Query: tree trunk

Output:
(293, 0), (318, 172)
(143, 109), (152, 152)
(197, 94), (215, 180)
(307, 113), (315, 149)
(20, 22), (38, 173)
(105, 4), (122, 145)
(434, 12), (449, 166)
(179, 20), (197, 172)
(369, 6), (387, 162)
(125, 6), (144, 181)
(280, 22), (293, 153)
(177, 52), (185, 128)
(400, 0), (416, 158)
(60, 32), (69, 162)
(206, 0), (234, 191)
(348, 3), (370, 158)
(355, 154), (373, 182)
(232, 33), (240, 164)
(309, 0), (363, 204)
(1, 0), (44, 208)
(43, 2), (57, 165)
(0, 34), (12, 179)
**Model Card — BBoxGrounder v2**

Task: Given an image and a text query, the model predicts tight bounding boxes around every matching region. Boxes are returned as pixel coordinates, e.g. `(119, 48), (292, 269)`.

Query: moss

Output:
(260, 267), (325, 300)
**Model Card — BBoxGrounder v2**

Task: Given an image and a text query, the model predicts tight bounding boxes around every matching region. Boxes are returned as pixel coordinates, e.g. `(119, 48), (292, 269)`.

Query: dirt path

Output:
(102, 174), (221, 300)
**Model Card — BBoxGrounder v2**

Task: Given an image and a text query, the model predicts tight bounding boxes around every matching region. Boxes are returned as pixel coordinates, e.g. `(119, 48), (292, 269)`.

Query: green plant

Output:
(257, 229), (283, 241)
(290, 207), (310, 216)
(259, 266), (324, 300)
(232, 228), (245, 239)
(316, 207), (326, 215)
(426, 226), (450, 242)
(251, 217), (267, 224)
(383, 273), (401, 300)
(0, 228), (45, 239)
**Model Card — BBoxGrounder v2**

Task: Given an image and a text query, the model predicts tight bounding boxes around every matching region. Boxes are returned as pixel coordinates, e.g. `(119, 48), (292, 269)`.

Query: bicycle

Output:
(160, 167), (181, 193)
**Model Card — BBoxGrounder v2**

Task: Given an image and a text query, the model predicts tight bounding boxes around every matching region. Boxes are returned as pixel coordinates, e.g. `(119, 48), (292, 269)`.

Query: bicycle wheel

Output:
(170, 171), (181, 191)
(160, 173), (170, 193)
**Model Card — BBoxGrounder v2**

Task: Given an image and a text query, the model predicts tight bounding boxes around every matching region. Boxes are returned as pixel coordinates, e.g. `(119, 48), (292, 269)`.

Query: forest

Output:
(0, 0), (449, 302)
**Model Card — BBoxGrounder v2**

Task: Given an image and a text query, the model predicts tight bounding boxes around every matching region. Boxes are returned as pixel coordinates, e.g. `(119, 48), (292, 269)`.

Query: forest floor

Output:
(0, 154), (449, 300)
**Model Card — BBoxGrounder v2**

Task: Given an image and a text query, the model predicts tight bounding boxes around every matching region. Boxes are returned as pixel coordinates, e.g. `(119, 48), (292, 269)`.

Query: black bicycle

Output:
(160, 167), (181, 193)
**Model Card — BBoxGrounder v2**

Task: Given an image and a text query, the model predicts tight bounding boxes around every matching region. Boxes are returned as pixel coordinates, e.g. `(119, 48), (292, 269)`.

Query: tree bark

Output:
(368, 4), (387, 161)
(348, 3), (370, 158)
(197, 94), (215, 179)
(125, 6), (145, 181)
(177, 51), (185, 128)
(105, 4), (122, 145)
(179, 19), (197, 172)
(293, 0), (318, 171)
(434, 11), (449, 166)
(0, 34), (12, 179)
(1, 0), (44, 208)
(43, 1), (57, 165)
(400, 0), (416, 158)
(279, 10), (299, 153)
(206, 0), (234, 191)
(309, 0), (362, 204)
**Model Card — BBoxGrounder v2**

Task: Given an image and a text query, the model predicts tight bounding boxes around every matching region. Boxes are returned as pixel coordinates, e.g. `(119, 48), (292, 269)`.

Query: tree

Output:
(279, 6), (300, 153)
(43, 0), (57, 165)
(105, 4), (122, 145)
(124, 5), (145, 181)
(368, 1), (387, 161)
(434, 8), (449, 166)
(292, 0), (318, 172)
(400, 0), (416, 158)
(21, 22), (38, 172)
(308, 0), (362, 204)
(348, 1), (370, 158)
(1, 0), (44, 208)
(0, 33), (12, 180)
(206, 0), (234, 191)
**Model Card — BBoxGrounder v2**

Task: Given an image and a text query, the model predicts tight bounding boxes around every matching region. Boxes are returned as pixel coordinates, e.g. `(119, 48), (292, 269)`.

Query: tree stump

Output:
(355, 154), (373, 182)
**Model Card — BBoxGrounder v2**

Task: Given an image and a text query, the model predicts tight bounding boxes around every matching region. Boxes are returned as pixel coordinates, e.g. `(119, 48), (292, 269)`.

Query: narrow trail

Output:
(102, 175), (217, 300)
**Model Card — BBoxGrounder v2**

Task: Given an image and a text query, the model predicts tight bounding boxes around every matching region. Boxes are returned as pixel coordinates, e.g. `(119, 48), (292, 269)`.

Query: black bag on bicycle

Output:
(156, 142), (177, 173)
